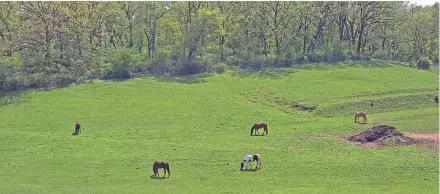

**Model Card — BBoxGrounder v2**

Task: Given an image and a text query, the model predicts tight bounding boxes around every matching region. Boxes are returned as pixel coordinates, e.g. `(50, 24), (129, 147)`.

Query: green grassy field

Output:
(0, 62), (438, 194)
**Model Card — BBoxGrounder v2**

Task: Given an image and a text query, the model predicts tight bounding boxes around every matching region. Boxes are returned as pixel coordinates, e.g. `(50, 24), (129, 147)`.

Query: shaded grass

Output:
(315, 93), (438, 117)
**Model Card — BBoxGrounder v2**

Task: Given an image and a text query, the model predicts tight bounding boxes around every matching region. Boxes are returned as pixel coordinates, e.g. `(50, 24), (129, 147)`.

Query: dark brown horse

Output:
(251, 123), (268, 136)
(152, 161), (170, 178)
(75, 121), (81, 134)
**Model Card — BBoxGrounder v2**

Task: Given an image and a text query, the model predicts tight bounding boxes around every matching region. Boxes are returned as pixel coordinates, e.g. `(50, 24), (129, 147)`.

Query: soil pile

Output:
(348, 125), (412, 145)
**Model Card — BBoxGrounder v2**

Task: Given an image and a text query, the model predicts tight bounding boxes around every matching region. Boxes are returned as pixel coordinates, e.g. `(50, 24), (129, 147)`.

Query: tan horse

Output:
(354, 112), (367, 124)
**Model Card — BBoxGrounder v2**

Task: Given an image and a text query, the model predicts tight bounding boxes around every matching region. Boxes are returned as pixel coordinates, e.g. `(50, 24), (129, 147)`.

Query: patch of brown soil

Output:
(288, 146), (297, 150)
(404, 133), (439, 150)
(405, 133), (439, 142)
(348, 125), (439, 150)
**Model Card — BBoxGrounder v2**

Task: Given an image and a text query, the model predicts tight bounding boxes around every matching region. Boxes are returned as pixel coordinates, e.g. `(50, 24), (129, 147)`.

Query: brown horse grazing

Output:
(354, 112), (367, 124)
(251, 123), (268, 136)
(152, 161), (170, 178)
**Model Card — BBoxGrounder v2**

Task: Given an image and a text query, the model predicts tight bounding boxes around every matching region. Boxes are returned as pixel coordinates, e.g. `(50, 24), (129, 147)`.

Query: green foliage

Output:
(103, 48), (146, 79)
(0, 1), (437, 92)
(417, 57), (433, 69)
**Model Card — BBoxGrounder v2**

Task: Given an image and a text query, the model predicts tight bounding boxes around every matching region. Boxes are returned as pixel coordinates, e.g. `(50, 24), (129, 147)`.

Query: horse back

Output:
(355, 112), (366, 116)
(154, 161), (168, 168)
(254, 123), (267, 128)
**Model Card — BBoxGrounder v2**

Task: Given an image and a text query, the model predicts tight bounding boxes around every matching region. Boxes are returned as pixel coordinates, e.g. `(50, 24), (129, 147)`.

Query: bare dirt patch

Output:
(348, 125), (439, 150)
(288, 146), (297, 150)
(404, 133), (439, 150)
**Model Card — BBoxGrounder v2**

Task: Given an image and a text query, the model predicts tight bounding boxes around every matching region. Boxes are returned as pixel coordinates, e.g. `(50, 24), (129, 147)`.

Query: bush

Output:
(149, 60), (170, 75)
(208, 62), (228, 73)
(173, 59), (206, 76)
(226, 55), (246, 67)
(417, 57), (432, 70)
(312, 50), (326, 62)
(294, 55), (308, 64)
(104, 48), (146, 79)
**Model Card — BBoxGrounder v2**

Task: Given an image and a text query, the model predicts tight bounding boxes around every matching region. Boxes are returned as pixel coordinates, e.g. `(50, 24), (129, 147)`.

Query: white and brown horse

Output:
(240, 154), (262, 170)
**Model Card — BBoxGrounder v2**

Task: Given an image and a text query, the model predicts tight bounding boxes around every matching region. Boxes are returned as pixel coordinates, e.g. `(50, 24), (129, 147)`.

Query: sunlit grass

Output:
(0, 62), (438, 193)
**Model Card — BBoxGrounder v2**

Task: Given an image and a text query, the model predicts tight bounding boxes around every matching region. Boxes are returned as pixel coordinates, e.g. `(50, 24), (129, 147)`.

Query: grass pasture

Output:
(0, 63), (438, 193)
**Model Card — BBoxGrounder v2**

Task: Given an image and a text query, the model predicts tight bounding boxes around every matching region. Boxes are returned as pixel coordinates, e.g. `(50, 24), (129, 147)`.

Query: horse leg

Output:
(163, 168), (166, 177)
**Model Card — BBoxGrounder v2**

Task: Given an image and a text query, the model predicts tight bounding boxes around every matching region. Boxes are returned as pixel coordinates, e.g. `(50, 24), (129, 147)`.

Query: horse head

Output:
(240, 161), (244, 170)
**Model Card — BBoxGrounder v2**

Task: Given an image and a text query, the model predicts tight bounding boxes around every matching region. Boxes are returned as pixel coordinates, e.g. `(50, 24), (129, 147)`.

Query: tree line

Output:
(0, 1), (438, 93)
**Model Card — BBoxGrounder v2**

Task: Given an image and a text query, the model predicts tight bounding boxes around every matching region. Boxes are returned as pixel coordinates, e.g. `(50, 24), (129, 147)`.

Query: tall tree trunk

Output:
(129, 22), (133, 48)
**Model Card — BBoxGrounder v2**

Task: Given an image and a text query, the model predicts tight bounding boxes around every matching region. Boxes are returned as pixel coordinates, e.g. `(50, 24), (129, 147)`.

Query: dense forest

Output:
(0, 1), (438, 92)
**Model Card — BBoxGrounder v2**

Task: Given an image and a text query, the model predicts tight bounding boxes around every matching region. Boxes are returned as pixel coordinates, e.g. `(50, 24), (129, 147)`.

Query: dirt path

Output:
(404, 132), (439, 150)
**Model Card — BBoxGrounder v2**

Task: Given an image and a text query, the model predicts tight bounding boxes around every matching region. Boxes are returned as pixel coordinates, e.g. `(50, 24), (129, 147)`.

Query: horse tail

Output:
(265, 124), (268, 135)
(167, 164), (171, 177)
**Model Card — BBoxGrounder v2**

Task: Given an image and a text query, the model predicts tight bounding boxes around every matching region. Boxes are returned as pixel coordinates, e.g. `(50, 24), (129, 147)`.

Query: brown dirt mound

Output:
(348, 125), (412, 146)
(348, 125), (439, 150)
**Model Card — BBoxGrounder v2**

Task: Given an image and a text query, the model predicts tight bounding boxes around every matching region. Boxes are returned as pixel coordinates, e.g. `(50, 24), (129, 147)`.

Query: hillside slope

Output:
(0, 64), (438, 193)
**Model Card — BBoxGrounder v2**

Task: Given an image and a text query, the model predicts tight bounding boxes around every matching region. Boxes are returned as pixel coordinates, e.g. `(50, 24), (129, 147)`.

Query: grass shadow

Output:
(72, 132), (79, 136)
(0, 82), (82, 107)
(231, 68), (296, 79)
(0, 90), (31, 107)
(294, 60), (396, 70)
(153, 73), (211, 84)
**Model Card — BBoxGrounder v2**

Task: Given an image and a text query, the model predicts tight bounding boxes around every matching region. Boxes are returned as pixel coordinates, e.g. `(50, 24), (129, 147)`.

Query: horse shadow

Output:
(250, 134), (267, 137)
(150, 175), (169, 179)
(240, 168), (259, 172)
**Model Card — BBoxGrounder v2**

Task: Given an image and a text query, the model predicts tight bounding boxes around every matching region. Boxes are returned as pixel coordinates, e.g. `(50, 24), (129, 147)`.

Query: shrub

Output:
(294, 55), (308, 64)
(104, 48), (146, 79)
(209, 62), (228, 73)
(149, 60), (170, 75)
(417, 57), (432, 70)
(173, 59), (207, 76)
